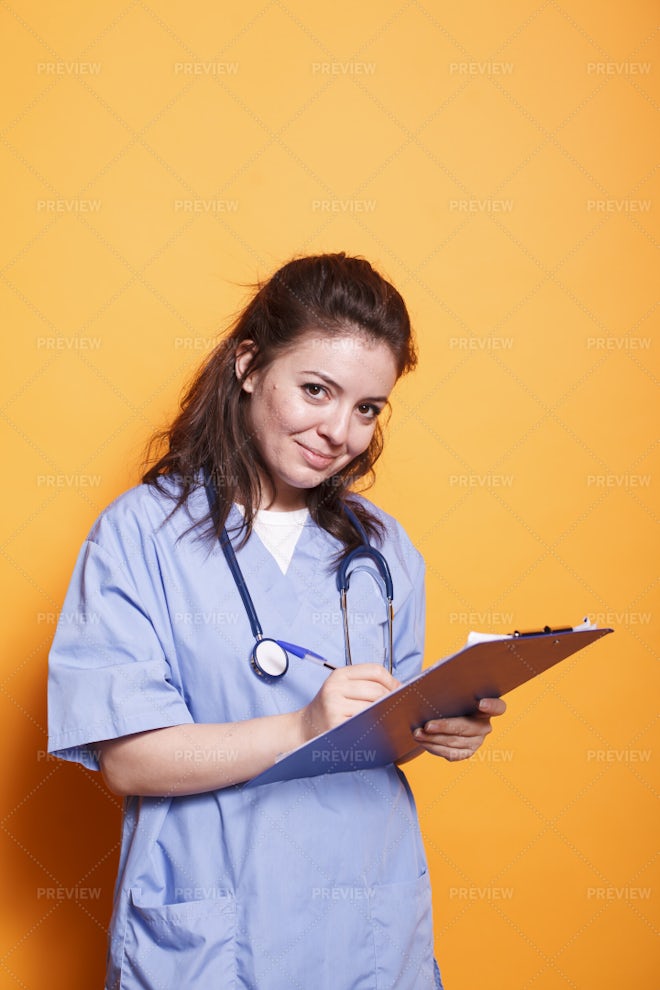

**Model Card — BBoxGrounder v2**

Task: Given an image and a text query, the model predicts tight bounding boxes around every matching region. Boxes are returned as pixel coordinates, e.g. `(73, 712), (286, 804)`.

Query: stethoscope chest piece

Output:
(251, 638), (289, 679)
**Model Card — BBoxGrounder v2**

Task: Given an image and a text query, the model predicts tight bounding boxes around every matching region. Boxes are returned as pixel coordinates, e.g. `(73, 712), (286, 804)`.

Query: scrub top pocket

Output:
(371, 871), (436, 990)
(119, 887), (237, 989)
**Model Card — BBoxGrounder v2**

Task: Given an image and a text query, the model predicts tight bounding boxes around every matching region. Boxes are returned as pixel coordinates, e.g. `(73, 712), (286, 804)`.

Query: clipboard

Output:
(245, 625), (613, 788)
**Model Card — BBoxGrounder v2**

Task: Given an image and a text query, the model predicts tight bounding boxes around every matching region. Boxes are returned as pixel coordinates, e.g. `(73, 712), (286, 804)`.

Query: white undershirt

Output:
(251, 506), (309, 574)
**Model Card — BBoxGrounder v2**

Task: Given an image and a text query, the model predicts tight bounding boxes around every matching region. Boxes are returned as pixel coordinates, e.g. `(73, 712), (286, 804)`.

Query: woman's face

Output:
(236, 332), (399, 510)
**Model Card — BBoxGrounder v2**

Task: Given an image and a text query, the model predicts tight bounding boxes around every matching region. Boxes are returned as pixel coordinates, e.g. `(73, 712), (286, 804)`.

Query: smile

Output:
(296, 442), (338, 469)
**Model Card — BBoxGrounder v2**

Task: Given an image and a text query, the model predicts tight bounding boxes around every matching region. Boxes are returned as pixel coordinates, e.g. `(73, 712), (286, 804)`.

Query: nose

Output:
(317, 404), (352, 448)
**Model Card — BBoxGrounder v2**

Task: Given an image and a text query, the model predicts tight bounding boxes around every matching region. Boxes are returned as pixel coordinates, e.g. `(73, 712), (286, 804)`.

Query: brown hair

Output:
(143, 253), (417, 553)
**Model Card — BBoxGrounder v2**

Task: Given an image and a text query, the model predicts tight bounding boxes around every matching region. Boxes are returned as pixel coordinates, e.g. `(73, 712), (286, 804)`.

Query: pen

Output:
(276, 640), (337, 670)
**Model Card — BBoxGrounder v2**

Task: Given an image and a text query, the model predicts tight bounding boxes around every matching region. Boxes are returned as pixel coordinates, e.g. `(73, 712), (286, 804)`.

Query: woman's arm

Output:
(97, 712), (308, 796)
(98, 663), (399, 796)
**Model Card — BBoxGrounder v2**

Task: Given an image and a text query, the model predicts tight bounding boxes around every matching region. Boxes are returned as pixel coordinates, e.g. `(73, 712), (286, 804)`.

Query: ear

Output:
(234, 340), (258, 393)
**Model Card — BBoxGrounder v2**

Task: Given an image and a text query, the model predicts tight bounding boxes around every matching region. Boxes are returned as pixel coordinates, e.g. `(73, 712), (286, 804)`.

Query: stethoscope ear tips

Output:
(251, 638), (289, 679)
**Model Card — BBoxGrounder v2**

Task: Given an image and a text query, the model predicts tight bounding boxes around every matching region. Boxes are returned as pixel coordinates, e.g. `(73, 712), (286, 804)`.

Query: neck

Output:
(259, 493), (308, 512)
(255, 475), (307, 512)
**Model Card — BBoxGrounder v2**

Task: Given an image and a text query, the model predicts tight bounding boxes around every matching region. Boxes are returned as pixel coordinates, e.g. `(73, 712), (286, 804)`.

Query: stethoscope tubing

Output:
(204, 471), (265, 641)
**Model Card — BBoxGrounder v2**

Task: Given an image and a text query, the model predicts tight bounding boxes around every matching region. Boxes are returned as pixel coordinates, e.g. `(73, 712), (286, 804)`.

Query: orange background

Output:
(1, 2), (658, 988)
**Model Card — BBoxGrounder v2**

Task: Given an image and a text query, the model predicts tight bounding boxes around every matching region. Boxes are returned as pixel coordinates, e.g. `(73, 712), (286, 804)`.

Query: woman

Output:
(48, 253), (505, 989)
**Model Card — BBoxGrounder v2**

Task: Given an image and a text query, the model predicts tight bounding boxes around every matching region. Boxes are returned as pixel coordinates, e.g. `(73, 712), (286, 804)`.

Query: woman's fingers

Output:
(327, 663), (400, 699)
(301, 664), (400, 738)
(413, 697), (507, 761)
(477, 697), (507, 717)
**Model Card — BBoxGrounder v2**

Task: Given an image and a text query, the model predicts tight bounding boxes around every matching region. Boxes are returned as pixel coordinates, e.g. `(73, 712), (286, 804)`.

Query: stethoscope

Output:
(203, 473), (394, 680)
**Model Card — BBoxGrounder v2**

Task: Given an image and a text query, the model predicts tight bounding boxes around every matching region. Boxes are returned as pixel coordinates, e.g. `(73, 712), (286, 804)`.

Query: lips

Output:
(296, 441), (337, 470)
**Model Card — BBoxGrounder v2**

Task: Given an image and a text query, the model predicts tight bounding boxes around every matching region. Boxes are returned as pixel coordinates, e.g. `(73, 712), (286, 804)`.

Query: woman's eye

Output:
(303, 383), (326, 398)
(358, 403), (380, 419)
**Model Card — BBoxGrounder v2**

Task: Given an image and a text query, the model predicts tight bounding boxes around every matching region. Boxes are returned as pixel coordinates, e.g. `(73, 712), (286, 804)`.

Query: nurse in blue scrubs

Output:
(48, 253), (505, 989)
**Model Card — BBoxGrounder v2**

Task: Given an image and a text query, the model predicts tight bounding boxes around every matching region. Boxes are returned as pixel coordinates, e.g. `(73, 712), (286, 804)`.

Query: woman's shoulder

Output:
(86, 477), (204, 548)
(347, 494), (424, 571)
(347, 493), (414, 538)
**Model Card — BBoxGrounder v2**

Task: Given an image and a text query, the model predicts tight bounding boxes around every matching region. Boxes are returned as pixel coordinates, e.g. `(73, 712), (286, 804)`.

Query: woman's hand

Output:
(300, 664), (400, 741)
(412, 697), (507, 761)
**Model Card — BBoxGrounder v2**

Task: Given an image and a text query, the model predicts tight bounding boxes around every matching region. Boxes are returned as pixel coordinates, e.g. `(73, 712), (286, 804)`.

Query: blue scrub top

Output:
(48, 480), (441, 990)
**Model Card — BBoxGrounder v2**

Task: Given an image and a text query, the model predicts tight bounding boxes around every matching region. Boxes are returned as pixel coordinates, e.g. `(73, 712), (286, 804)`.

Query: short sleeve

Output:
(47, 538), (193, 770)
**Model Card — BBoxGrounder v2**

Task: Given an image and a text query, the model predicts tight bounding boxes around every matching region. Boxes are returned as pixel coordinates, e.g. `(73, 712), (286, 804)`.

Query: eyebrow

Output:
(300, 370), (389, 404)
